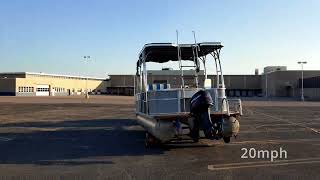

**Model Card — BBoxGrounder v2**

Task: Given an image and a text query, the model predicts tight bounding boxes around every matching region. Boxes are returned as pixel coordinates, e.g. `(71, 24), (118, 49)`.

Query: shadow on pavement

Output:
(0, 119), (165, 165)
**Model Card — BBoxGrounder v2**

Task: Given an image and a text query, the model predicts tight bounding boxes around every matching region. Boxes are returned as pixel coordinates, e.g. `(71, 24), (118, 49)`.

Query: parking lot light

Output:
(297, 61), (307, 101)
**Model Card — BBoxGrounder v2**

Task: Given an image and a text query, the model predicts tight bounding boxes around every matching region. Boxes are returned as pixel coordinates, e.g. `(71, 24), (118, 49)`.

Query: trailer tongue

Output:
(135, 38), (242, 147)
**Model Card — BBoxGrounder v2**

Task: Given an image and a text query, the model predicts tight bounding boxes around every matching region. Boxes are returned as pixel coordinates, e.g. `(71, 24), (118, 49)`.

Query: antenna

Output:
(192, 31), (197, 43)
(176, 30), (180, 56)
(192, 30), (200, 84)
(176, 30), (181, 63)
(176, 30), (184, 88)
(192, 31), (200, 52)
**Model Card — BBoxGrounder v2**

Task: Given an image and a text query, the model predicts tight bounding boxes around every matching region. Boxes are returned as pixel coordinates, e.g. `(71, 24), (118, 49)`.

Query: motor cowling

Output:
(190, 90), (213, 113)
(190, 90), (214, 140)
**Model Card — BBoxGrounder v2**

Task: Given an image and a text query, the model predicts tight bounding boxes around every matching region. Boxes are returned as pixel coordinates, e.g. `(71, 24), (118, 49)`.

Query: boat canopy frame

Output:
(136, 42), (225, 93)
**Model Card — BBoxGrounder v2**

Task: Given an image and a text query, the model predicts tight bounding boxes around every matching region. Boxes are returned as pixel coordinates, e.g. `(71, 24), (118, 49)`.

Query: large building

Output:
(261, 70), (320, 98)
(107, 72), (262, 97)
(107, 67), (320, 100)
(301, 76), (320, 99)
(1, 67), (320, 100)
(0, 72), (109, 96)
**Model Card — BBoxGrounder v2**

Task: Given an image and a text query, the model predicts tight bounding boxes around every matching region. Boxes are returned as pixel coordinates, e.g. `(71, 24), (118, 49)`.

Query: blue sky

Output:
(1, 0), (319, 77)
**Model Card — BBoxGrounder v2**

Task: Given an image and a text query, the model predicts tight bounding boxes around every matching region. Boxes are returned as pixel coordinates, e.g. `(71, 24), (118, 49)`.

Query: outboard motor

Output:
(190, 90), (214, 141)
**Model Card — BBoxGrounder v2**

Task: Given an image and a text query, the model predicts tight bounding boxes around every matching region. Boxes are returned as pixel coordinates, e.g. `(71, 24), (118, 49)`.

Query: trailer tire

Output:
(192, 134), (199, 143)
(145, 132), (157, 148)
(190, 126), (199, 142)
(223, 136), (231, 143)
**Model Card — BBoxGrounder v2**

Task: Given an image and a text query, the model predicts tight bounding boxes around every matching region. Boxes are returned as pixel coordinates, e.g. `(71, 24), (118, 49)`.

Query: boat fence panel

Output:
(148, 90), (179, 99)
(227, 99), (243, 115)
(136, 93), (147, 113)
(180, 89), (199, 112)
(205, 88), (218, 112)
(135, 93), (141, 113)
(136, 88), (223, 115)
(147, 90), (180, 114)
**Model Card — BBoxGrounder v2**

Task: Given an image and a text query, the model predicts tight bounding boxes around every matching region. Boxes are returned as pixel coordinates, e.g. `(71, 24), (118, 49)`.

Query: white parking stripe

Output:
(250, 110), (320, 134)
(208, 157), (320, 170)
(202, 138), (320, 146)
(240, 128), (307, 134)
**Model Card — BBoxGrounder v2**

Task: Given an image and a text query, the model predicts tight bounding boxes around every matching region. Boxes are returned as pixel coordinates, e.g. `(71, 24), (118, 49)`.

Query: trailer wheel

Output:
(223, 136), (231, 143)
(190, 118), (199, 142)
(190, 130), (199, 142)
(145, 132), (157, 148)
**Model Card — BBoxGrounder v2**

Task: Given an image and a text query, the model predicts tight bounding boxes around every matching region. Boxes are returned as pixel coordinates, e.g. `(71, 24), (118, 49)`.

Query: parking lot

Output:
(0, 96), (319, 179)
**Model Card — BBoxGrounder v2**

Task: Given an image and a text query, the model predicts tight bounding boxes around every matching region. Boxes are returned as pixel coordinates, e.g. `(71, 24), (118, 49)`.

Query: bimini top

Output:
(137, 42), (223, 67)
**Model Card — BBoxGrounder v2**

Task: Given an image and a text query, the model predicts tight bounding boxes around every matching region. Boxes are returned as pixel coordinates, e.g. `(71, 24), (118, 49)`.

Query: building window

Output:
(18, 86), (34, 93)
(36, 88), (49, 92)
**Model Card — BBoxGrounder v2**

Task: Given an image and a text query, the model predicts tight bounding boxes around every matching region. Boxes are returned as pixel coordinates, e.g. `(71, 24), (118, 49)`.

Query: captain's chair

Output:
(148, 83), (171, 91)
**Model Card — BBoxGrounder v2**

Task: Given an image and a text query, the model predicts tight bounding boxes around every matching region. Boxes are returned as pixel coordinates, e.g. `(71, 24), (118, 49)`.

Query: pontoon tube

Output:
(136, 113), (176, 142)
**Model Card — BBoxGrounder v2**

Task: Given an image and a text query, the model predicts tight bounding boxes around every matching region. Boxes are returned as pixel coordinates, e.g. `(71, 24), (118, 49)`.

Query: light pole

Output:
(265, 71), (273, 98)
(265, 72), (268, 98)
(297, 61), (307, 101)
(83, 55), (91, 99)
(133, 75), (136, 96)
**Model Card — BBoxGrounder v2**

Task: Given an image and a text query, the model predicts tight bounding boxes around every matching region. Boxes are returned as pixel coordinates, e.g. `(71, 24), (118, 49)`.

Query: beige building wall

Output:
(15, 75), (109, 96)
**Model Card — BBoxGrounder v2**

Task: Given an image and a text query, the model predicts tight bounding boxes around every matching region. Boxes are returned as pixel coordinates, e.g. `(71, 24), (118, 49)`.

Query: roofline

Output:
(0, 72), (109, 80)
(263, 70), (320, 74)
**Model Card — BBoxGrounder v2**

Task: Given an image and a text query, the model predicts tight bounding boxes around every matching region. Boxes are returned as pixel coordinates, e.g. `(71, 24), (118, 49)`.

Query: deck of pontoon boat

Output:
(135, 42), (242, 117)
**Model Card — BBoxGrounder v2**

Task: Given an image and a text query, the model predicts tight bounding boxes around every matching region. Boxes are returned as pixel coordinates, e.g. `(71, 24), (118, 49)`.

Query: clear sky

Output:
(1, 0), (319, 77)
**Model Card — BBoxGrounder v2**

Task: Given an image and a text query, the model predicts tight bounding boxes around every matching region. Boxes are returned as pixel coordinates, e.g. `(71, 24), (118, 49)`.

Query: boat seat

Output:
(148, 83), (171, 91)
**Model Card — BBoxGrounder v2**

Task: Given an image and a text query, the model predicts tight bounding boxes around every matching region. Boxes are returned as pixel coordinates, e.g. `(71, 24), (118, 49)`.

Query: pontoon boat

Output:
(135, 39), (242, 147)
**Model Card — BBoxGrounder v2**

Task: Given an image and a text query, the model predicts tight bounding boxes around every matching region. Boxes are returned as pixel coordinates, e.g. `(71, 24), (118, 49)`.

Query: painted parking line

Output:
(208, 157), (320, 170)
(250, 122), (320, 128)
(231, 138), (320, 145)
(202, 138), (320, 146)
(250, 110), (320, 134)
(240, 128), (307, 134)
(240, 122), (320, 129)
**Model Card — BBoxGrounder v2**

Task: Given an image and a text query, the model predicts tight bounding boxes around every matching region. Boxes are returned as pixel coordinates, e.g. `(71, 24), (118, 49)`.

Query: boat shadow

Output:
(0, 119), (164, 165)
